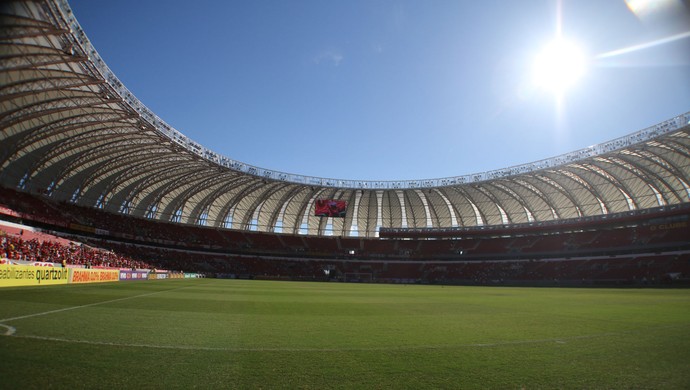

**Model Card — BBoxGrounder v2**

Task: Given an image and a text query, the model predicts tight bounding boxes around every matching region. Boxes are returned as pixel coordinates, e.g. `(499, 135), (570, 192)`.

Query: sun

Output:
(533, 38), (587, 95)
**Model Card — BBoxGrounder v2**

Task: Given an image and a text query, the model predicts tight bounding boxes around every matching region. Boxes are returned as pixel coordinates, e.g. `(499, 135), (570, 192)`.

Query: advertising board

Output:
(70, 269), (119, 284)
(0, 264), (69, 287)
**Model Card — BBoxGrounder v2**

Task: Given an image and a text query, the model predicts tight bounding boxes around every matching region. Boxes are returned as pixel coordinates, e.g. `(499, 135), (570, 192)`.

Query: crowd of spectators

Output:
(2, 224), (688, 285)
(1, 230), (153, 270)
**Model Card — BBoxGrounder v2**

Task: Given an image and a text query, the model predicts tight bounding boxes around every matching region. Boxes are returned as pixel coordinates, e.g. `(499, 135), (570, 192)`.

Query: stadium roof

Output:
(1, 0), (689, 237)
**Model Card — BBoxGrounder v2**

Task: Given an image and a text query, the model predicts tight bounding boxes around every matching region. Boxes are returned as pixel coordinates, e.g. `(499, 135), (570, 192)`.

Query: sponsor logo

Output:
(0, 264), (69, 287)
(650, 221), (688, 231)
(71, 269), (119, 284)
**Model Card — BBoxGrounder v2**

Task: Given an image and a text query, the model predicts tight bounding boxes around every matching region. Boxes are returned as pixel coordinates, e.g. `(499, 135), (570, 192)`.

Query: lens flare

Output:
(596, 31), (690, 59)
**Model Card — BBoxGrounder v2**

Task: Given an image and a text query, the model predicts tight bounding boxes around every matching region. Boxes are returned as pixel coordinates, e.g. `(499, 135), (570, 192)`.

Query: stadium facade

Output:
(1, 0), (690, 240)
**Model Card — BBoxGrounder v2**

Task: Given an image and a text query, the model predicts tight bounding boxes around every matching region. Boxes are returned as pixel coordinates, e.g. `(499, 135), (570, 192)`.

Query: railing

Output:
(379, 203), (690, 237)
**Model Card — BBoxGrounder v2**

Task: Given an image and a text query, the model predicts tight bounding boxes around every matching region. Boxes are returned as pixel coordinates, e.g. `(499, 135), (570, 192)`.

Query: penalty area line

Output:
(0, 324), (16, 336)
(0, 330), (630, 352)
(0, 285), (194, 324)
(5, 323), (687, 352)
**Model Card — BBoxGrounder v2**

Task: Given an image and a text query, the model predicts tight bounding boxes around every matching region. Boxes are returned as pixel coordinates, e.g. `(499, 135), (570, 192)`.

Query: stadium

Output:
(1, 0), (690, 388)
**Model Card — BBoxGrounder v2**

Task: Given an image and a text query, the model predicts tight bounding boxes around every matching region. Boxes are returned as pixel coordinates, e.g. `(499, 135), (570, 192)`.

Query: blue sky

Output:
(69, 0), (690, 181)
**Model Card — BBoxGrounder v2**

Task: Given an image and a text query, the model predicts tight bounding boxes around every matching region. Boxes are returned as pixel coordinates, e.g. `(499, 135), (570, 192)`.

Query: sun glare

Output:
(533, 38), (587, 95)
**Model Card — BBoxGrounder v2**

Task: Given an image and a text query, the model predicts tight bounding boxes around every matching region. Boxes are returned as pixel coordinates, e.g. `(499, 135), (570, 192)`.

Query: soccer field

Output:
(0, 279), (689, 389)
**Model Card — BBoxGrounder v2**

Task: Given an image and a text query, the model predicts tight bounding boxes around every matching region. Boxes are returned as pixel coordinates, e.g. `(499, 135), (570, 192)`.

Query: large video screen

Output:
(314, 199), (347, 218)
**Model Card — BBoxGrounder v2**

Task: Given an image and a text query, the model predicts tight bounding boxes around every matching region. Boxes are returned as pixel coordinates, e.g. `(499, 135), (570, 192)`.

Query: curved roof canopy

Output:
(1, 0), (689, 237)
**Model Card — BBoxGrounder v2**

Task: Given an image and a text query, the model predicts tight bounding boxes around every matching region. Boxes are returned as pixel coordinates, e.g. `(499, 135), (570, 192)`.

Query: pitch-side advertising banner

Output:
(0, 264), (70, 287)
(119, 270), (149, 281)
(70, 269), (119, 284)
(147, 272), (168, 280)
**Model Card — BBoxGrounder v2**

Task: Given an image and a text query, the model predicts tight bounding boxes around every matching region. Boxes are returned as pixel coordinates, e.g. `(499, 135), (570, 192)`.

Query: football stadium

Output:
(1, 0), (690, 388)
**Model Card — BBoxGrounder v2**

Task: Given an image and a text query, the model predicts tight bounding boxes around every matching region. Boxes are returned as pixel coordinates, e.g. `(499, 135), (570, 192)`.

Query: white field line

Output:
(2, 327), (683, 352)
(1, 324), (16, 336)
(0, 285), (191, 324)
(2, 284), (687, 352)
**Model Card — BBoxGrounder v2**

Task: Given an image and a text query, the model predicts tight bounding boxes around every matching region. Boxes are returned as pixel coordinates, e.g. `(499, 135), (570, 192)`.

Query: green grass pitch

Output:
(0, 279), (689, 389)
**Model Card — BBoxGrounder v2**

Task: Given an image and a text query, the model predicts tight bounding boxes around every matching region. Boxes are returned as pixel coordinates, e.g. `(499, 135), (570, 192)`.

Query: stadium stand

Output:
(0, 0), (689, 287)
(1, 189), (689, 286)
